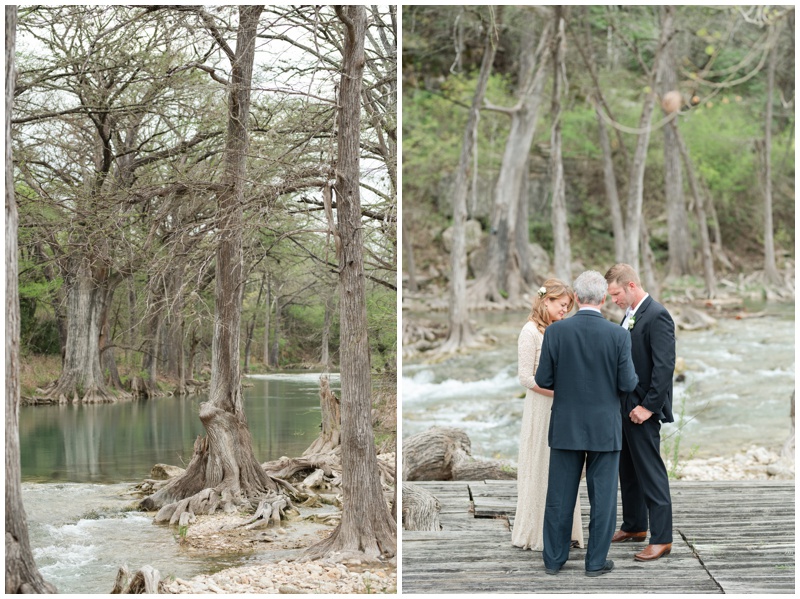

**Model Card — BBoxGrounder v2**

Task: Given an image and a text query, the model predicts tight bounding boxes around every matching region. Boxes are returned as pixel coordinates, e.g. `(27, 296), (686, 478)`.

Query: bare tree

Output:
(621, 6), (674, 270)
(571, 11), (627, 263)
(304, 5), (396, 560)
(761, 25), (782, 285)
(471, 8), (552, 303)
(439, 8), (501, 352)
(660, 38), (692, 279)
(549, 7), (572, 282)
(5, 6), (57, 592)
(670, 121), (717, 298)
(141, 6), (286, 519)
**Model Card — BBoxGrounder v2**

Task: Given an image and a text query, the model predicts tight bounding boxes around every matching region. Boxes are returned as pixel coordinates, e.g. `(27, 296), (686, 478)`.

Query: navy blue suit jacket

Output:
(535, 309), (638, 452)
(622, 295), (676, 423)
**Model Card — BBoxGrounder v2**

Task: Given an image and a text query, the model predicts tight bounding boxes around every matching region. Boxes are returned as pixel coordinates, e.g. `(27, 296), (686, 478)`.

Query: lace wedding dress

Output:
(512, 320), (585, 551)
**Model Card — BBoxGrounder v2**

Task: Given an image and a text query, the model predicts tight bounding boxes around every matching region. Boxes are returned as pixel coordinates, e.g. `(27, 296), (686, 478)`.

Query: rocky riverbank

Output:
(163, 559), (397, 594)
(674, 444), (794, 481)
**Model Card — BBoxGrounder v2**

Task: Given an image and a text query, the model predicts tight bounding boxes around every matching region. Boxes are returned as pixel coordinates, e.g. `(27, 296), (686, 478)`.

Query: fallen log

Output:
(403, 426), (516, 481)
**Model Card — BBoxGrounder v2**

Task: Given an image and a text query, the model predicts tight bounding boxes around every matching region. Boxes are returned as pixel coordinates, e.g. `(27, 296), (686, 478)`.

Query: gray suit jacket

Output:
(535, 309), (638, 452)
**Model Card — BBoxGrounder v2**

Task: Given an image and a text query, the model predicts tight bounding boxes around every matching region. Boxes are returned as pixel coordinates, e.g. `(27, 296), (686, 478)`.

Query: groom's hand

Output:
(629, 405), (653, 424)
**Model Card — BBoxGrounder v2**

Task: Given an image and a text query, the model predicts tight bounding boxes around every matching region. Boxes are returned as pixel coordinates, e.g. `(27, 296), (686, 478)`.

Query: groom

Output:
(605, 263), (675, 562)
(535, 270), (638, 577)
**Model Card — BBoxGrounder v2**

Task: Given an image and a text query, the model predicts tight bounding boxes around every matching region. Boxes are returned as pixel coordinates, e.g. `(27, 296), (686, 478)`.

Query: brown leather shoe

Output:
(634, 543), (672, 561)
(611, 530), (647, 543)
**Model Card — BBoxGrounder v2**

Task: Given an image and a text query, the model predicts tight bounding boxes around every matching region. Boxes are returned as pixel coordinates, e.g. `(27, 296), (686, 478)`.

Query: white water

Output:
(20, 372), (339, 594)
(22, 483), (241, 594)
(402, 304), (795, 461)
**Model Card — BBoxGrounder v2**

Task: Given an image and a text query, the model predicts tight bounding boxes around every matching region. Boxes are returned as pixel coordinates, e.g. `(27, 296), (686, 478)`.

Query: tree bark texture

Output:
(549, 9), (572, 283)
(402, 483), (442, 532)
(595, 105), (626, 263)
(141, 6), (280, 517)
(403, 426), (473, 481)
(263, 277), (271, 366)
(304, 6), (396, 560)
(671, 121), (717, 298)
(660, 41), (691, 278)
(40, 258), (121, 403)
(6, 6), (57, 592)
(303, 375), (342, 456)
(440, 8), (500, 352)
(762, 32), (781, 285)
(476, 15), (551, 302)
(624, 6), (673, 270)
(403, 426), (515, 482)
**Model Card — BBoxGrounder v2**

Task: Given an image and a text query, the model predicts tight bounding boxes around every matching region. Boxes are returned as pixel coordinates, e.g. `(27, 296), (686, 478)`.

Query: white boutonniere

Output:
(627, 316), (636, 331)
(537, 286), (546, 298)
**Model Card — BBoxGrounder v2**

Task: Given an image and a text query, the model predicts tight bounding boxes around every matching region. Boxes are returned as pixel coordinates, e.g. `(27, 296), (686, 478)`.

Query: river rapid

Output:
(402, 302), (795, 462)
(20, 372), (337, 594)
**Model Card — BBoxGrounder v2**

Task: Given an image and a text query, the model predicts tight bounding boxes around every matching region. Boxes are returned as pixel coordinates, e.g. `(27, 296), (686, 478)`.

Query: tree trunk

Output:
(639, 215), (661, 300)
(243, 274), (264, 375)
(303, 375), (341, 456)
(270, 296), (281, 368)
(304, 6), (396, 560)
(671, 120), (716, 298)
(320, 287), (334, 369)
(595, 105), (626, 263)
(101, 286), (125, 391)
(263, 276), (271, 367)
(660, 42), (691, 278)
(6, 6), (58, 592)
(138, 275), (164, 399)
(402, 215), (418, 292)
(440, 8), (501, 352)
(549, 9), (572, 283)
(624, 6), (673, 270)
(39, 257), (120, 403)
(473, 15), (551, 303)
(574, 11), (627, 263)
(762, 32), (782, 285)
(140, 5), (280, 519)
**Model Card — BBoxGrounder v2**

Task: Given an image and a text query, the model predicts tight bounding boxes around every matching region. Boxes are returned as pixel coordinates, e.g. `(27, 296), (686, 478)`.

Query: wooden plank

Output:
(402, 480), (794, 594)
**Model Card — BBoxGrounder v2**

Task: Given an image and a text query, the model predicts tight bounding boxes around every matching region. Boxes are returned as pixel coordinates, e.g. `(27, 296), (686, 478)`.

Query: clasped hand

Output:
(629, 405), (653, 424)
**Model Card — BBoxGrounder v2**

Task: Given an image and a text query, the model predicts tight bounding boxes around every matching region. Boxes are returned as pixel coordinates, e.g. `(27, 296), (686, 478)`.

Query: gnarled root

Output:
(111, 565), (163, 594)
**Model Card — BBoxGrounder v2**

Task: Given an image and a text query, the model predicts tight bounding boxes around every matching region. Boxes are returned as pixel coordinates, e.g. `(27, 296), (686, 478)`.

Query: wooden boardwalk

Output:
(402, 480), (795, 594)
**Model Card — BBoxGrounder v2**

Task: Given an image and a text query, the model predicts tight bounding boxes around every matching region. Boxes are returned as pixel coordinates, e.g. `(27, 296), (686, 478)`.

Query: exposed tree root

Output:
(111, 565), (163, 594)
(33, 380), (123, 404)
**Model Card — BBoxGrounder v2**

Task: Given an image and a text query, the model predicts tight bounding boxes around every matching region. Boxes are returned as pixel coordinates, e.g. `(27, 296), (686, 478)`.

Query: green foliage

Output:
(366, 284), (396, 372)
(662, 386), (701, 479)
(402, 5), (795, 279)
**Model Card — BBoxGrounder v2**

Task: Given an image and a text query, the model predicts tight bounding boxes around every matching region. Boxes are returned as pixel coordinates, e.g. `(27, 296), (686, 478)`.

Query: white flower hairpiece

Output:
(537, 286), (547, 298)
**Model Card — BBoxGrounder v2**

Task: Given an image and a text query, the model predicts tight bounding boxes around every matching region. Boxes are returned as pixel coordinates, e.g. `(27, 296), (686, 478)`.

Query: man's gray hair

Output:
(573, 270), (608, 305)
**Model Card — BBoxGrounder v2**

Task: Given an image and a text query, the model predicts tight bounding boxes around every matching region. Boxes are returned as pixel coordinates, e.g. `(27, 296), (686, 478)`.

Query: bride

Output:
(512, 278), (584, 551)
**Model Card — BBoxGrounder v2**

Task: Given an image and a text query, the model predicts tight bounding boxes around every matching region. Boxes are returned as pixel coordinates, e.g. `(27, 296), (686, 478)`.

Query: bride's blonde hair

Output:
(528, 278), (574, 334)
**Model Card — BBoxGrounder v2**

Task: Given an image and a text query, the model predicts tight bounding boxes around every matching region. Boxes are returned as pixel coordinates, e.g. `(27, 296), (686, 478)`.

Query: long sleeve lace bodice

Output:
(518, 321), (542, 391)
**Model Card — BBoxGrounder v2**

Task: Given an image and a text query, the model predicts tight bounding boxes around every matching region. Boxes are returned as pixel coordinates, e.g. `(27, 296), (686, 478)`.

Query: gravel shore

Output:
(163, 559), (397, 594)
(672, 444), (794, 481)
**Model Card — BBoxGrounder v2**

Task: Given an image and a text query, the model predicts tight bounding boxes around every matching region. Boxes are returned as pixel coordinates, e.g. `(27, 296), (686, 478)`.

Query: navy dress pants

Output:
(543, 448), (620, 572)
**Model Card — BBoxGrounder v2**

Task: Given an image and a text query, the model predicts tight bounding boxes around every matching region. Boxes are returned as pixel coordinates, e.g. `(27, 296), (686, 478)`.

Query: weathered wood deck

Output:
(401, 480), (795, 594)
